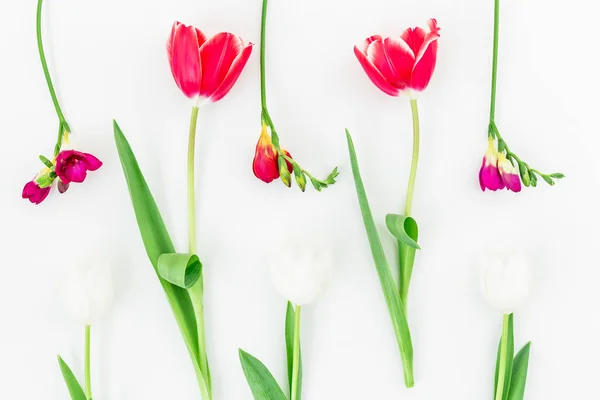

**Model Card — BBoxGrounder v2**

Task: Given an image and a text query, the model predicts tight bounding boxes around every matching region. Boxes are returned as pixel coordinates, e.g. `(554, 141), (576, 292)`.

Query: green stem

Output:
(489, 0), (500, 127)
(495, 314), (510, 400)
(404, 99), (420, 217)
(187, 105), (212, 399)
(84, 325), (91, 400)
(291, 306), (302, 400)
(36, 0), (70, 134)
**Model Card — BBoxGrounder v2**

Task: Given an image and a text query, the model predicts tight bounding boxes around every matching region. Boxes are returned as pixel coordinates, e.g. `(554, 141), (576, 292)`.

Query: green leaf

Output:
(386, 214), (420, 250)
(493, 314), (514, 400)
(239, 349), (288, 400)
(508, 342), (531, 400)
(113, 121), (207, 387)
(345, 129), (414, 388)
(158, 253), (202, 289)
(57, 356), (86, 400)
(39, 155), (54, 168)
(285, 302), (302, 400)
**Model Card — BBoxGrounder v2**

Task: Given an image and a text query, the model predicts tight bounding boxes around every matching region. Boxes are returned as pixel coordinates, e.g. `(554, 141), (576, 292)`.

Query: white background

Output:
(1, 0), (599, 398)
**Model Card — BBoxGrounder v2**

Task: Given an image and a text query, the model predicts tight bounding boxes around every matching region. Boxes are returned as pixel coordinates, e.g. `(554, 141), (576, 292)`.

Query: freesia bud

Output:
(278, 155), (292, 187)
(481, 254), (532, 314)
(479, 139), (504, 191)
(497, 153), (522, 193)
(252, 124), (293, 184)
(55, 150), (102, 184)
(293, 165), (307, 192)
(167, 21), (253, 103)
(269, 242), (333, 306)
(354, 19), (440, 97)
(22, 179), (51, 205)
(62, 258), (114, 326)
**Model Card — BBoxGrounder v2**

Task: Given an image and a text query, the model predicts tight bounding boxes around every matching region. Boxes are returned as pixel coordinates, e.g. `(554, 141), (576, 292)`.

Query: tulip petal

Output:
(383, 37), (415, 90)
(209, 42), (253, 102)
(199, 33), (244, 100)
(354, 43), (400, 97)
(401, 27), (426, 58)
(366, 39), (399, 89)
(411, 20), (440, 91)
(168, 22), (202, 99)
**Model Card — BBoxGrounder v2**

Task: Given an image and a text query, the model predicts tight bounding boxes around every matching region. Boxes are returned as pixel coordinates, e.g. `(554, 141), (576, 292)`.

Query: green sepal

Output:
(57, 356), (86, 400)
(278, 156), (291, 187)
(158, 253), (202, 289)
(239, 349), (287, 400)
(517, 162), (530, 187)
(346, 129), (414, 388)
(493, 314), (514, 400)
(35, 173), (55, 188)
(508, 342), (531, 400)
(39, 155), (54, 168)
(285, 302), (302, 400)
(293, 165), (307, 192)
(385, 214), (420, 250)
(541, 174), (555, 186)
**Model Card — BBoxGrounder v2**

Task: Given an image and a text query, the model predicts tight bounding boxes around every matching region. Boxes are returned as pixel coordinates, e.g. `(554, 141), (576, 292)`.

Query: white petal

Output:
(481, 254), (532, 314)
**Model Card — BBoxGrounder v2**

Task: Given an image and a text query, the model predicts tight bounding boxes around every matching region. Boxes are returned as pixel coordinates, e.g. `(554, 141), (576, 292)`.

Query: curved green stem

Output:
(84, 325), (91, 400)
(404, 99), (420, 217)
(291, 306), (302, 400)
(489, 0), (500, 127)
(186, 105), (212, 399)
(36, 0), (70, 133)
(495, 314), (510, 400)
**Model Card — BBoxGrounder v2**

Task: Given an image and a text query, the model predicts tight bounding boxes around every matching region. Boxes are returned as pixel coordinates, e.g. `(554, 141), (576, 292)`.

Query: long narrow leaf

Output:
(508, 342), (531, 400)
(285, 302), (302, 400)
(113, 121), (203, 372)
(57, 356), (86, 400)
(346, 130), (414, 387)
(239, 349), (288, 400)
(493, 314), (514, 400)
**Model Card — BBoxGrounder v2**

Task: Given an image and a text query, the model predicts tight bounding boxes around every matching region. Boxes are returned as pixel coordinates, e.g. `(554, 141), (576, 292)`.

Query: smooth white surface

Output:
(1, 0), (598, 398)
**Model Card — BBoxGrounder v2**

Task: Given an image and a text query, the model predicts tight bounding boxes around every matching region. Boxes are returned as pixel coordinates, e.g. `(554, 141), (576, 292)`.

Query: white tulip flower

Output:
(63, 258), (114, 326)
(269, 243), (333, 306)
(481, 254), (532, 314)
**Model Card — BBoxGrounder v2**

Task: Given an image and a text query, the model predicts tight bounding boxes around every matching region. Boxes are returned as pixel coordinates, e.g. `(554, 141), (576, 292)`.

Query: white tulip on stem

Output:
(62, 258), (113, 400)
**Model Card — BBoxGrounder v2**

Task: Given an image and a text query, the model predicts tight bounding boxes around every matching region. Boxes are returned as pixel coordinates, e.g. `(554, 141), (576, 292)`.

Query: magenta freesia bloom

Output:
(354, 19), (440, 96)
(22, 180), (51, 205)
(479, 140), (504, 191)
(498, 154), (522, 192)
(55, 150), (102, 184)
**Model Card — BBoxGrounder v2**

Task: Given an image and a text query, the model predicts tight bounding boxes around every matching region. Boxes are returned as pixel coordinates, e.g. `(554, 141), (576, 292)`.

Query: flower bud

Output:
(252, 124), (280, 183)
(479, 139), (504, 191)
(278, 155), (292, 187)
(481, 254), (532, 314)
(497, 153), (522, 193)
(293, 164), (307, 192)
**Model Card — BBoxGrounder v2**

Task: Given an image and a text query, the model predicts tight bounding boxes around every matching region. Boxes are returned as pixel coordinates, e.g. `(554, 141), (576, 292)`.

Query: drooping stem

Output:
(404, 99), (420, 217)
(291, 306), (302, 400)
(187, 105), (212, 399)
(36, 0), (70, 136)
(489, 0), (500, 127)
(84, 325), (91, 400)
(494, 314), (510, 400)
(259, 0), (281, 148)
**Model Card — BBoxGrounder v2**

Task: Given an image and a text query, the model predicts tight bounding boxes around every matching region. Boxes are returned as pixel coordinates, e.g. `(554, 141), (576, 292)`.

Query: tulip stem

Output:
(489, 0), (500, 134)
(187, 105), (212, 399)
(291, 306), (302, 400)
(404, 99), (420, 217)
(36, 0), (70, 135)
(495, 313), (511, 400)
(84, 325), (92, 400)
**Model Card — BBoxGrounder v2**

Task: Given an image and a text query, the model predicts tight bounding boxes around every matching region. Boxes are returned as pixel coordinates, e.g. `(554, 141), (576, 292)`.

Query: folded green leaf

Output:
(158, 253), (202, 289)
(493, 314), (514, 400)
(285, 302), (302, 400)
(57, 356), (86, 400)
(346, 129), (414, 388)
(113, 121), (208, 393)
(239, 349), (288, 400)
(386, 214), (420, 250)
(508, 342), (531, 400)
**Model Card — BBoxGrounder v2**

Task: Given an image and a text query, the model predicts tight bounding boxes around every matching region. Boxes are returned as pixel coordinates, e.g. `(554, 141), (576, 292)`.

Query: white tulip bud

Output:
(62, 258), (114, 326)
(269, 243), (333, 306)
(481, 254), (532, 314)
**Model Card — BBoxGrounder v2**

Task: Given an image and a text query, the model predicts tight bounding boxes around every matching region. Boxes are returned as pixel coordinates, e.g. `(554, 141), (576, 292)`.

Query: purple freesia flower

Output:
(497, 154), (522, 193)
(22, 180), (51, 205)
(479, 140), (504, 191)
(55, 150), (102, 184)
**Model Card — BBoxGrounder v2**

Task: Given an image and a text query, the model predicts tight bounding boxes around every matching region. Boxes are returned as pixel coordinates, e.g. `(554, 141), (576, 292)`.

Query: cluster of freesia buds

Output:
(22, 134), (102, 205)
(479, 123), (564, 193)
